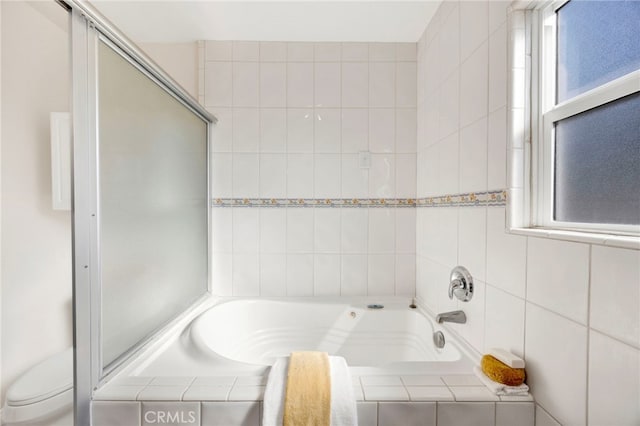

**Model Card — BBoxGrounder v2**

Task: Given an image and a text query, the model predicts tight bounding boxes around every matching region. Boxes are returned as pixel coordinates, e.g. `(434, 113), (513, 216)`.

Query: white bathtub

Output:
(95, 298), (533, 426)
(135, 298), (476, 377)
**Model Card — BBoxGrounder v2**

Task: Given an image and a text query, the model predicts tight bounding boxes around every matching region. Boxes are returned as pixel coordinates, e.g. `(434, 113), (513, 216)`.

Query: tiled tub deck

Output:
(91, 373), (534, 426)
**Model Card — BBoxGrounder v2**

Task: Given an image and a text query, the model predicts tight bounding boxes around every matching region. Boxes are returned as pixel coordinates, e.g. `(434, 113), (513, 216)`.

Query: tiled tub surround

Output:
(416, 2), (640, 426)
(93, 377), (534, 426)
(202, 40), (418, 298)
(210, 190), (505, 299)
(124, 5), (640, 426)
(92, 298), (534, 426)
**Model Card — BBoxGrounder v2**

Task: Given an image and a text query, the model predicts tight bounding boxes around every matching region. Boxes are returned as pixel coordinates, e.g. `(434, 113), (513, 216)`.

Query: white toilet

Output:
(2, 348), (73, 426)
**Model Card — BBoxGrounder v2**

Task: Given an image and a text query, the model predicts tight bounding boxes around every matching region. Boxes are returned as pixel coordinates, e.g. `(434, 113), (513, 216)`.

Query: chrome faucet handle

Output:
(448, 278), (462, 299)
(449, 266), (473, 302)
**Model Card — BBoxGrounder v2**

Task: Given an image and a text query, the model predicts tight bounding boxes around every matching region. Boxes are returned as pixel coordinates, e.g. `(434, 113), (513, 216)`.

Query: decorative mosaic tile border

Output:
(210, 190), (507, 208)
(417, 189), (508, 207)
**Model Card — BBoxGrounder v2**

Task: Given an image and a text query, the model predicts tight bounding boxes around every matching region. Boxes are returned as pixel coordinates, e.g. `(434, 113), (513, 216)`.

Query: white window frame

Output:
(507, 0), (640, 249)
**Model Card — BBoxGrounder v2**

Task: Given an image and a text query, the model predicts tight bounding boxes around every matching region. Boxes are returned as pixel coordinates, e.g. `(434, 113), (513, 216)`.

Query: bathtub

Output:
(134, 298), (477, 377)
(95, 298), (534, 426)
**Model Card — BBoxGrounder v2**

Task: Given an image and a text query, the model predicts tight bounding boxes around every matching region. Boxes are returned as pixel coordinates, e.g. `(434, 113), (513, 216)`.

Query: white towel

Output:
(262, 356), (358, 426)
(473, 366), (530, 396)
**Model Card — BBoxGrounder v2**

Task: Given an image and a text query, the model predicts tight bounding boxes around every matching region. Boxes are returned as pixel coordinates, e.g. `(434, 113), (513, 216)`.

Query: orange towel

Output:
(283, 351), (331, 426)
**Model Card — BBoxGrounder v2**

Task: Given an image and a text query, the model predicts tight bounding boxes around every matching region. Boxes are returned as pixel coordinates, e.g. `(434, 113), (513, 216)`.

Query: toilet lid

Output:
(6, 348), (73, 406)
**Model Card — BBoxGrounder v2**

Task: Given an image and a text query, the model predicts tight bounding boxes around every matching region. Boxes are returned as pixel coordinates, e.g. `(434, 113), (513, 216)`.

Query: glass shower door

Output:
(97, 39), (209, 368)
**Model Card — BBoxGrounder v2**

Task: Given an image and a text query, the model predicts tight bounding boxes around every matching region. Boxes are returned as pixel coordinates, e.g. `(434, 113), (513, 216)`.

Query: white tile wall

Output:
(259, 154), (286, 198)
(341, 254), (368, 296)
(233, 41), (259, 61)
(259, 254), (286, 297)
(314, 209), (341, 253)
(488, 24), (507, 113)
(260, 63), (286, 107)
(496, 402), (534, 426)
(590, 245), (640, 347)
(416, 2), (640, 426)
(526, 237), (590, 324)
(232, 62), (259, 107)
(459, 1), (488, 62)
(232, 254), (259, 296)
(92, 401), (141, 426)
(203, 403), (260, 425)
(459, 41), (488, 127)
(287, 42), (313, 62)
(368, 43), (396, 62)
(356, 402), (378, 425)
(260, 42), (286, 62)
(368, 254), (396, 296)
(483, 285), (524, 357)
(486, 207), (526, 298)
(206, 41), (232, 61)
(438, 72), (459, 140)
(487, 107), (507, 189)
(378, 402), (436, 426)
(525, 303), (587, 426)
(314, 254), (341, 296)
(438, 5), (460, 83)
(455, 279), (485, 353)
(199, 6), (640, 425)
(287, 62), (313, 107)
(535, 405), (562, 426)
(459, 117), (488, 193)
(314, 42), (341, 62)
(314, 110), (341, 153)
(396, 63), (417, 107)
(457, 207), (487, 282)
(314, 63), (341, 107)
(259, 109), (286, 152)
(437, 402), (495, 426)
(204, 41), (416, 298)
(370, 62), (396, 107)
(342, 62), (369, 107)
(588, 331), (640, 426)
(286, 254), (313, 296)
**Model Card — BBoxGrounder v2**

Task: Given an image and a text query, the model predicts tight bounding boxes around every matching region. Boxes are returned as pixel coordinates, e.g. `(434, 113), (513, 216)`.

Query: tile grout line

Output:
(483, 0), (492, 362)
(257, 47), (263, 298)
(309, 47), (316, 298)
(338, 46), (344, 297)
(584, 243), (592, 425)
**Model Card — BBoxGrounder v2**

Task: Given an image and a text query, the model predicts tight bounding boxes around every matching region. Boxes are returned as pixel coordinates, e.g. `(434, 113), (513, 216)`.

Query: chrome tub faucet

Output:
(435, 310), (467, 324)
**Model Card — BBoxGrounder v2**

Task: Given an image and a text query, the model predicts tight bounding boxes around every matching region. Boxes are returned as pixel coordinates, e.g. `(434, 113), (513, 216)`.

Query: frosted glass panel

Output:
(554, 92), (640, 225)
(98, 41), (208, 366)
(557, 0), (640, 102)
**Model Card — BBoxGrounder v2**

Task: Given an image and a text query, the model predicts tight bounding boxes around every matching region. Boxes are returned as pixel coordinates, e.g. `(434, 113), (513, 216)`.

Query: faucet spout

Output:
(435, 310), (467, 324)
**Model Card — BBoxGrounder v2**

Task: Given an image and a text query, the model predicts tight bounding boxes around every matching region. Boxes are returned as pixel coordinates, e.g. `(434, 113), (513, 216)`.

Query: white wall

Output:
(1, 1), (71, 401)
(202, 41), (417, 297)
(139, 42), (199, 100)
(416, 2), (640, 425)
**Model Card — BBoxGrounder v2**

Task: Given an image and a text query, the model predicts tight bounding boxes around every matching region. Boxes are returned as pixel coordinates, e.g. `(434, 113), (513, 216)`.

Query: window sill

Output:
(508, 226), (640, 250)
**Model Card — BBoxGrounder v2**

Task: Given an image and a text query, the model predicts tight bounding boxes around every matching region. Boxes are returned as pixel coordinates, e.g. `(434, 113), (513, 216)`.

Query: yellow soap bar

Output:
(481, 354), (525, 386)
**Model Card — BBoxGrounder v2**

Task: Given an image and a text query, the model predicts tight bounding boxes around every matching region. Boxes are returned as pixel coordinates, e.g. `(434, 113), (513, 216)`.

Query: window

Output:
(528, 0), (640, 237)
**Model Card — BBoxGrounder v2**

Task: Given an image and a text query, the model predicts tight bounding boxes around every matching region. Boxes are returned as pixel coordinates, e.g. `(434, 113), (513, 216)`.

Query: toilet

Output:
(2, 348), (73, 426)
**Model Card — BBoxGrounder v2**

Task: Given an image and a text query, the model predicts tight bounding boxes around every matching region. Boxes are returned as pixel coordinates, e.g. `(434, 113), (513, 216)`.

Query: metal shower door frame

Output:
(66, 3), (215, 424)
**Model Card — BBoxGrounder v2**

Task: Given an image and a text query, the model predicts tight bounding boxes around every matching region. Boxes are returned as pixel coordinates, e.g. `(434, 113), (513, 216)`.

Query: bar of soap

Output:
(481, 355), (525, 386)
(487, 348), (525, 368)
